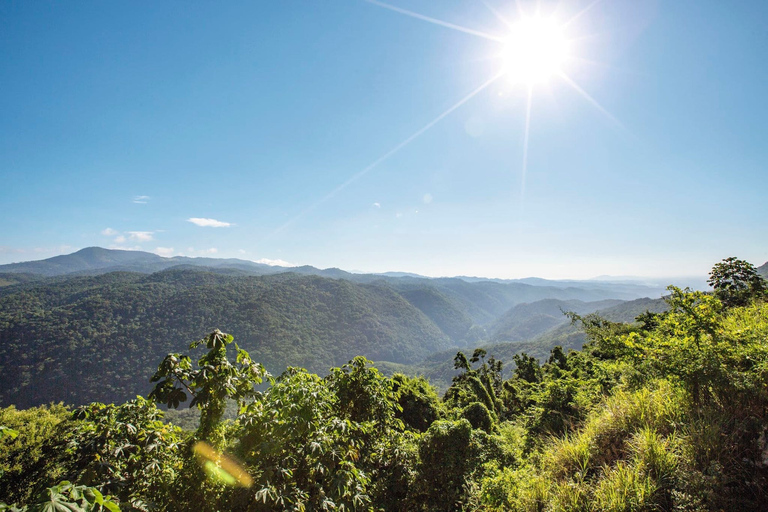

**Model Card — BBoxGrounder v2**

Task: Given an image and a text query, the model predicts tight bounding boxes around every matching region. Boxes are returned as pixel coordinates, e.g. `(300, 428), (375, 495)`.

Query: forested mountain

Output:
(0, 247), (668, 297)
(0, 269), (455, 408)
(759, 261), (768, 279)
(399, 296), (669, 390)
(0, 264), (669, 409)
(0, 248), (676, 409)
(0, 247), (336, 279)
(488, 298), (623, 342)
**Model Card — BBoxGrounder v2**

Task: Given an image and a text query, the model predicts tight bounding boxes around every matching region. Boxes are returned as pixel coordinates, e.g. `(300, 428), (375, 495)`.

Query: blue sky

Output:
(1, 0), (766, 278)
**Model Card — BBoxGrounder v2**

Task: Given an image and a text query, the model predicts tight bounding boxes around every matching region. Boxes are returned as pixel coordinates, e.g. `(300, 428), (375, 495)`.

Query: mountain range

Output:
(0, 247), (760, 408)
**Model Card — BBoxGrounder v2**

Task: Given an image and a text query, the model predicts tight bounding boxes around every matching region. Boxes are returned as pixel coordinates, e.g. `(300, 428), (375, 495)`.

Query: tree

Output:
(149, 329), (270, 445)
(708, 257), (767, 308)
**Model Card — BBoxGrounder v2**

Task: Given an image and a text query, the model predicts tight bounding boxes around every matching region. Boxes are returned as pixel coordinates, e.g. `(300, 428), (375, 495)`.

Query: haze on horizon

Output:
(1, 1), (766, 279)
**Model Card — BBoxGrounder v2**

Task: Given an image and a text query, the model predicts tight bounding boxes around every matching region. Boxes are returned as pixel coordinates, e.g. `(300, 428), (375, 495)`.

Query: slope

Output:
(488, 298), (624, 342)
(0, 269), (452, 408)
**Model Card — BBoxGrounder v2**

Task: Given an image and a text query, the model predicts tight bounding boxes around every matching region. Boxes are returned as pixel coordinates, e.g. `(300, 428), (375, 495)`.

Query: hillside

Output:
(0, 249), (680, 409)
(401, 296), (669, 391)
(0, 247), (668, 298)
(0, 269), (455, 408)
(758, 261), (768, 279)
(488, 298), (624, 342)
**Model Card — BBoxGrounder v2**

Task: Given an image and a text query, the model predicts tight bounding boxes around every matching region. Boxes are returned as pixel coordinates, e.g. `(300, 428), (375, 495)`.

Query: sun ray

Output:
(270, 72), (505, 236)
(482, 0), (514, 30)
(365, 0), (504, 42)
(521, 86), (533, 199)
(562, 0), (604, 29)
(571, 56), (645, 77)
(558, 71), (623, 128)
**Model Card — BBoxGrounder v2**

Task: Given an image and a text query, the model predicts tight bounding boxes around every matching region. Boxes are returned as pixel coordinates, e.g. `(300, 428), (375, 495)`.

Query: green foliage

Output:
(708, 256), (767, 308)
(391, 373), (442, 432)
(62, 398), (182, 510)
(236, 367), (371, 511)
(1, 481), (121, 512)
(0, 404), (71, 505)
(462, 402), (494, 432)
(4, 259), (768, 511)
(415, 419), (474, 510)
(149, 329), (269, 445)
(0, 271), (454, 409)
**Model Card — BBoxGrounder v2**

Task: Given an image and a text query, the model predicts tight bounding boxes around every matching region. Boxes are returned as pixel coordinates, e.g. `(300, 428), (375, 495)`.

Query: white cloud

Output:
(188, 218), (232, 228)
(114, 235), (126, 243)
(127, 231), (154, 242)
(33, 245), (72, 254)
(109, 244), (142, 251)
(133, 195), (150, 204)
(101, 228), (118, 236)
(423, 193), (433, 204)
(238, 249), (247, 254)
(255, 258), (295, 267)
(154, 247), (175, 257)
(373, 202), (381, 208)
(0, 246), (25, 254)
(203, 248), (218, 254)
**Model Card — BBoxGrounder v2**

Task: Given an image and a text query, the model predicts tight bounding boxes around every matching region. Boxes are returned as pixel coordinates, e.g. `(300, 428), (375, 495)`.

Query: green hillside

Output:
(489, 298), (623, 342)
(0, 269), (456, 408)
(399, 296), (670, 391)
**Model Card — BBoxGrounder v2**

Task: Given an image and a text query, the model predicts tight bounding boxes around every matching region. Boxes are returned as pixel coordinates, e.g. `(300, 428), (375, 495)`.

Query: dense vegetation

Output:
(0, 263), (657, 409)
(1, 258), (767, 511)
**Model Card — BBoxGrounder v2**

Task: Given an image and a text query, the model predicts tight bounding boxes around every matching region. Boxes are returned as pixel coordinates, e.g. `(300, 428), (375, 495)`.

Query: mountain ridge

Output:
(0, 247), (674, 297)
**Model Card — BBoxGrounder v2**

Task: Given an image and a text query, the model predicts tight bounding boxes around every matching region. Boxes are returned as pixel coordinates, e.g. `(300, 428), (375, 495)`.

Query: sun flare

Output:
(501, 16), (569, 86)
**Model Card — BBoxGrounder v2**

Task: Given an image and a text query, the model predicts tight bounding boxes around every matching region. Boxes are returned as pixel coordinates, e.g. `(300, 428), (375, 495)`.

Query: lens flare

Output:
(193, 441), (253, 488)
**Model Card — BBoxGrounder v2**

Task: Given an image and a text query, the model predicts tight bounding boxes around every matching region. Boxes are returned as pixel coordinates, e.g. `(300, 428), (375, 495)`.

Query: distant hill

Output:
(0, 247), (311, 278)
(488, 298), (624, 342)
(0, 248), (684, 408)
(0, 269), (456, 408)
(0, 247), (669, 299)
(758, 261), (768, 280)
(388, 296), (670, 392)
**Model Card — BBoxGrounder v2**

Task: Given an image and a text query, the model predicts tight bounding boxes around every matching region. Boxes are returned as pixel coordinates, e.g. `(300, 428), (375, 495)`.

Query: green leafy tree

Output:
(391, 374), (442, 432)
(149, 329), (270, 445)
(0, 481), (120, 512)
(445, 350), (504, 418)
(0, 404), (72, 505)
(415, 419), (474, 511)
(236, 368), (371, 511)
(708, 257), (767, 308)
(624, 286), (724, 407)
(60, 398), (183, 509)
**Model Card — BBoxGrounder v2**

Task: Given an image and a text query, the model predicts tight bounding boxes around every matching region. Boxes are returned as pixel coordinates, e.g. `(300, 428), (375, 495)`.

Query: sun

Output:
(501, 16), (569, 87)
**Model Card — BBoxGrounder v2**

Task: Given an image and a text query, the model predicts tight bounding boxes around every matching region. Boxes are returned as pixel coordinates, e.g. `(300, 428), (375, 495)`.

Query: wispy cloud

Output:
(0, 246), (26, 254)
(188, 218), (232, 228)
(115, 235), (126, 243)
(255, 258), (295, 267)
(108, 244), (142, 251)
(127, 231), (154, 242)
(154, 247), (175, 257)
(133, 195), (150, 204)
(101, 228), (118, 236)
(373, 202), (381, 208)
